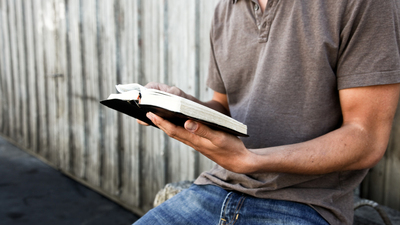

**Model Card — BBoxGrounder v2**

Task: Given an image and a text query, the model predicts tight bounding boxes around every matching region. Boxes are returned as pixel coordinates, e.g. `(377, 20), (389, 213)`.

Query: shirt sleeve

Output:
(336, 0), (400, 90)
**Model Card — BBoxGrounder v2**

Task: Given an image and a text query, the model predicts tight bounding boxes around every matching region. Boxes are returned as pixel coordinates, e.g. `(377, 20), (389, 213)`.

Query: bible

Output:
(100, 83), (248, 137)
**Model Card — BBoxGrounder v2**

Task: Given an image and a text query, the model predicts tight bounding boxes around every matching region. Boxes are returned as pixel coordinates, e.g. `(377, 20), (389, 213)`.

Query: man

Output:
(134, 0), (400, 224)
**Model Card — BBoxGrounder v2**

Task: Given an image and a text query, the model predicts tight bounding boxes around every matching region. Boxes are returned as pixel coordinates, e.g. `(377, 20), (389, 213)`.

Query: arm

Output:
(146, 83), (400, 175)
(248, 83), (400, 174)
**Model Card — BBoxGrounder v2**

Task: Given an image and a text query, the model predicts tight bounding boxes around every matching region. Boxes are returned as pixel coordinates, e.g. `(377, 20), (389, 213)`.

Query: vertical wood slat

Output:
(81, 0), (101, 187)
(97, 0), (119, 196)
(53, 0), (70, 172)
(118, 0), (141, 208)
(67, 0), (85, 177)
(0, 0), (9, 135)
(32, 0), (48, 157)
(140, 0), (167, 212)
(0, 0), (227, 215)
(41, 0), (69, 169)
(42, 0), (57, 164)
(24, 0), (38, 153)
(167, 0), (197, 182)
(0, 2), (3, 133)
(15, 0), (29, 148)
(6, 0), (19, 142)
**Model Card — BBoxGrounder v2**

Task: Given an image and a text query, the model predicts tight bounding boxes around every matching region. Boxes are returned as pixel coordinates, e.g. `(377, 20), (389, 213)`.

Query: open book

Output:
(100, 83), (248, 137)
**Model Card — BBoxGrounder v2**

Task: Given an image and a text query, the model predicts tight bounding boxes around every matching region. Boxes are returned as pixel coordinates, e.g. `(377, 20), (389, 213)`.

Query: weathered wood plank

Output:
(98, 0), (119, 196)
(140, 0), (167, 211)
(67, 0), (85, 177)
(0, 0), (8, 135)
(1, 0), (223, 215)
(3, 0), (13, 137)
(81, 0), (101, 187)
(166, 0), (198, 182)
(23, 0), (38, 153)
(42, 0), (69, 170)
(0, 3), (2, 132)
(118, 0), (141, 208)
(57, 0), (70, 172)
(15, 0), (29, 148)
(6, 0), (19, 142)
(42, 0), (58, 164)
(32, 0), (48, 158)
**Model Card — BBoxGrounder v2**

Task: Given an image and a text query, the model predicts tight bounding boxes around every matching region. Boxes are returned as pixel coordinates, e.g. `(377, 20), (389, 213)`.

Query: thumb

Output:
(184, 120), (215, 140)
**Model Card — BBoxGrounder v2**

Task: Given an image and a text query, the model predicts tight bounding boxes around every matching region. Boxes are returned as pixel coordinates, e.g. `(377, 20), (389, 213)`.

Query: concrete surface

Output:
(0, 136), (139, 225)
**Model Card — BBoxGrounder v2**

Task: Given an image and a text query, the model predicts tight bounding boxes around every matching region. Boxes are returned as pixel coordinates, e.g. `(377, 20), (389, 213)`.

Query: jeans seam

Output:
(219, 192), (233, 225)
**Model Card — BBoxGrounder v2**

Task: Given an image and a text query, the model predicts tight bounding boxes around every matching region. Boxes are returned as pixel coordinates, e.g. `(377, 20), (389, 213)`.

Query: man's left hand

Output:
(146, 112), (252, 174)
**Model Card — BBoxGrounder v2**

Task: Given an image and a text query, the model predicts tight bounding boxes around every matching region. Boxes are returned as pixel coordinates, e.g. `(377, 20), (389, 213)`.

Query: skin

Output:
(258, 0), (268, 12)
(139, 82), (400, 175)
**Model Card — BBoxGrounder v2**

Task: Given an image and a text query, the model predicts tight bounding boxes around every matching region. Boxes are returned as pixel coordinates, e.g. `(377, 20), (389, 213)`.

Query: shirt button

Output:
(254, 4), (259, 11)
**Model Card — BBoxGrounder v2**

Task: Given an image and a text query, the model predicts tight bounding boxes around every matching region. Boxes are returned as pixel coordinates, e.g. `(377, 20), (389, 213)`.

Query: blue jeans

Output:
(133, 184), (329, 225)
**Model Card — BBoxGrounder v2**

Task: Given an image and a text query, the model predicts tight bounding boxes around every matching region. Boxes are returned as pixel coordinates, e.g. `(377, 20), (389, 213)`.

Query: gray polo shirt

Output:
(195, 0), (400, 224)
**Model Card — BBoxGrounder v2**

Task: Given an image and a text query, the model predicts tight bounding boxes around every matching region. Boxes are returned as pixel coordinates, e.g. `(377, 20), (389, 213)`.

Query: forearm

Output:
(244, 123), (390, 175)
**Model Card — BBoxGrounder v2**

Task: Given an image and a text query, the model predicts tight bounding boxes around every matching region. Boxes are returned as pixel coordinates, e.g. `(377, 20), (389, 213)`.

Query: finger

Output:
(144, 82), (161, 89)
(147, 112), (187, 140)
(184, 120), (219, 142)
(145, 82), (169, 92)
(147, 113), (210, 148)
(144, 82), (186, 98)
(184, 120), (240, 150)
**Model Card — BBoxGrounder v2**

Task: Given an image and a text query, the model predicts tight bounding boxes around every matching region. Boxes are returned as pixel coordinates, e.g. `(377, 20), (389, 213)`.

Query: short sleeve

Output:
(336, 0), (400, 90)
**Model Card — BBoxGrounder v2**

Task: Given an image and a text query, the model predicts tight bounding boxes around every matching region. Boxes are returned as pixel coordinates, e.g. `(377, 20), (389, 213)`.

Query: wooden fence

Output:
(0, 0), (219, 215)
(0, 0), (399, 215)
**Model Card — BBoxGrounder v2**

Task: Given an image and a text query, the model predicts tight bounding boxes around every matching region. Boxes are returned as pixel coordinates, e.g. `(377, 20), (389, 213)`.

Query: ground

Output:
(0, 136), (139, 225)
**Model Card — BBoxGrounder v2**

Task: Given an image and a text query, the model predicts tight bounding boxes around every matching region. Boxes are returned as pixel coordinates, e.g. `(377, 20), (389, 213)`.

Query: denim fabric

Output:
(133, 184), (329, 225)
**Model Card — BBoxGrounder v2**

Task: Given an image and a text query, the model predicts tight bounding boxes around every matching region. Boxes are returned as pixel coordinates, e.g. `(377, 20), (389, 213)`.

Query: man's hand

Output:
(136, 82), (244, 172)
(146, 112), (252, 173)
